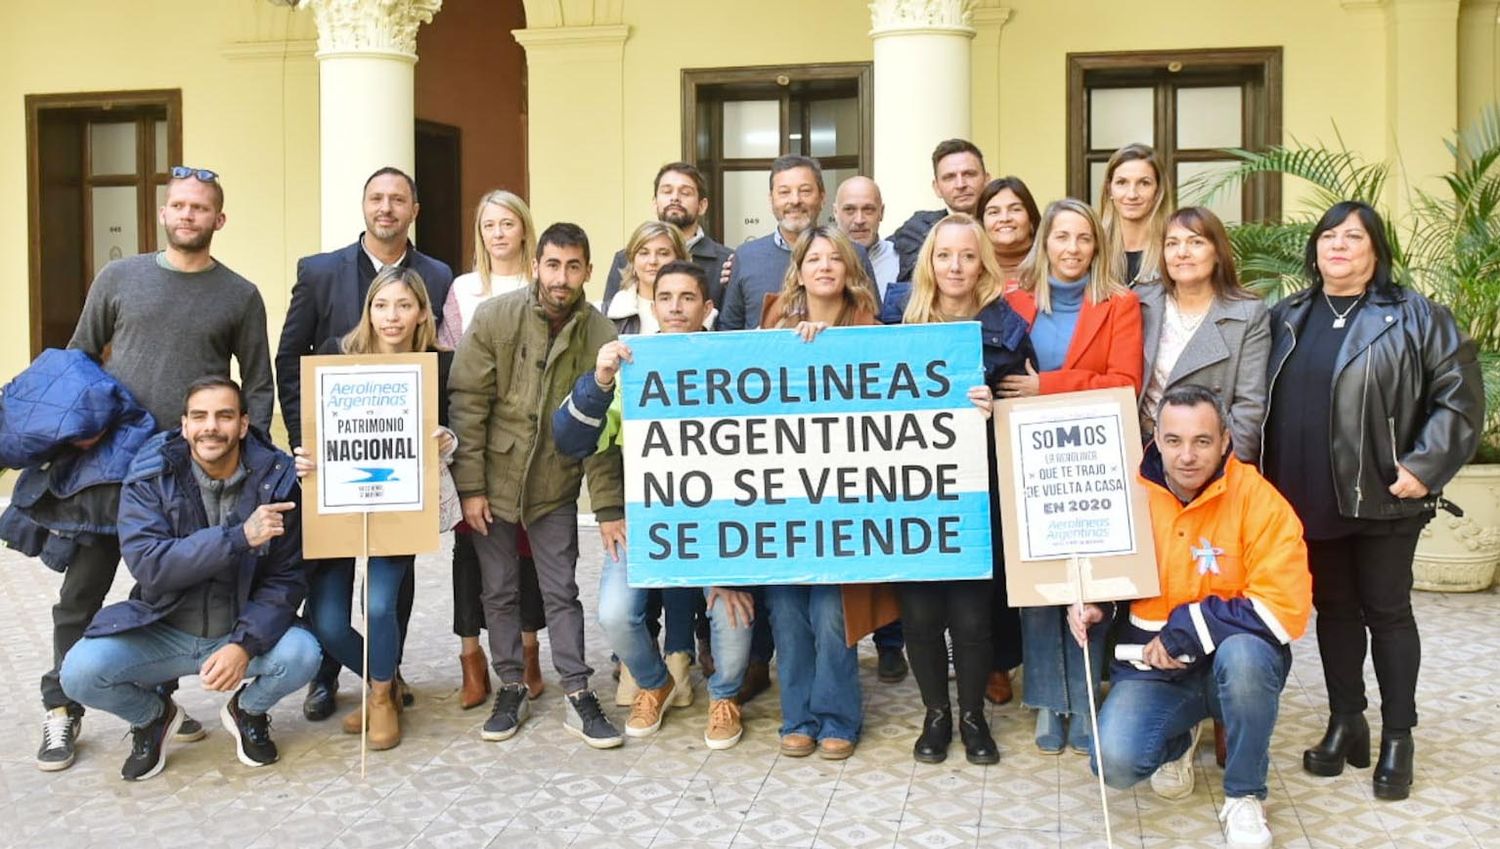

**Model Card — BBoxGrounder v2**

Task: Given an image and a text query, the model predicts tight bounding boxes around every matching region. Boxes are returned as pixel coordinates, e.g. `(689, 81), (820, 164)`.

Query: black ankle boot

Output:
(913, 707), (952, 764)
(1303, 712), (1370, 776)
(1373, 734), (1414, 800)
(959, 710), (999, 766)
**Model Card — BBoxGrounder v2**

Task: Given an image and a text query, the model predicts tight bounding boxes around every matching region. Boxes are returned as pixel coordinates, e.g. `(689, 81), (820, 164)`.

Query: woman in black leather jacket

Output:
(1261, 201), (1484, 802)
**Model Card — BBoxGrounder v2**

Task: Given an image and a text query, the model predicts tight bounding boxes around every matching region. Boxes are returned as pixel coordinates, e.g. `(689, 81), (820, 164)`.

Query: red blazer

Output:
(1005, 288), (1144, 395)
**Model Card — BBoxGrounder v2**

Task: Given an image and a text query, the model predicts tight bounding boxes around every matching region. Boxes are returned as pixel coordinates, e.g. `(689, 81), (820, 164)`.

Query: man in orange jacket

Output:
(1068, 385), (1311, 849)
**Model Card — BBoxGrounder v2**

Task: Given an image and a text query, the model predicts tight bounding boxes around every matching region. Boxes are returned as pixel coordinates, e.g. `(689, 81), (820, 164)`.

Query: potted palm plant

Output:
(1187, 107), (1500, 590)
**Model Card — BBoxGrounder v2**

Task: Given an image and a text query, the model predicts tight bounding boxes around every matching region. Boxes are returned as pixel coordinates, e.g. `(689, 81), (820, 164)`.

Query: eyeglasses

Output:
(170, 166), (218, 182)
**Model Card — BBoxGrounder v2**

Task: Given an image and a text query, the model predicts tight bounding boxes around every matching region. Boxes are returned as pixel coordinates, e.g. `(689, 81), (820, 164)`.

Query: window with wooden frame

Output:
(1066, 48), (1282, 224)
(25, 89), (182, 356)
(682, 63), (873, 249)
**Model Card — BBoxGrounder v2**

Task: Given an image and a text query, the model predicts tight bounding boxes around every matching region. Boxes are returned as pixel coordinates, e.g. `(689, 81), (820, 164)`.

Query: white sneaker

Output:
(1150, 721), (1203, 800)
(1219, 796), (1272, 849)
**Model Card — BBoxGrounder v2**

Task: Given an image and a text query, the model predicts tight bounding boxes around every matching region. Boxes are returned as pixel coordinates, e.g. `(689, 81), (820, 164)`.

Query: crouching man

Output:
(1068, 385), (1311, 849)
(61, 376), (320, 780)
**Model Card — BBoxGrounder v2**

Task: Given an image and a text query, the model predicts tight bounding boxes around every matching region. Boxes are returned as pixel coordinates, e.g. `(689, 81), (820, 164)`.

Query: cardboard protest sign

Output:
(993, 386), (1159, 606)
(300, 353), (440, 559)
(619, 323), (994, 587)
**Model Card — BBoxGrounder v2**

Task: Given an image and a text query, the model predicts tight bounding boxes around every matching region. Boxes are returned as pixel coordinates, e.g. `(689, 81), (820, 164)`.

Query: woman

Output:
(1262, 201), (1483, 801)
(1138, 207), (1270, 463)
(976, 176), (1042, 294)
(758, 225), (882, 760)
(437, 190), (548, 709)
(296, 266), (457, 750)
(1001, 198), (1143, 755)
(1098, 144), (1171, 286)
(601, 220), (703, 710)
(899, 213), (1034, 764)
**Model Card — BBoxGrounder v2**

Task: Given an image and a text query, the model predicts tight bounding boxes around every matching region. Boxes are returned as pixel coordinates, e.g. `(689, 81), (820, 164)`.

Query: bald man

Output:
(834, 176), (897, 300)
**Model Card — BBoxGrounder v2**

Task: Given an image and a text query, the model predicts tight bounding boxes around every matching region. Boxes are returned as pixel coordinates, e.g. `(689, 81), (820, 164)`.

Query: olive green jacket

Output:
(448, 286), (623, 524)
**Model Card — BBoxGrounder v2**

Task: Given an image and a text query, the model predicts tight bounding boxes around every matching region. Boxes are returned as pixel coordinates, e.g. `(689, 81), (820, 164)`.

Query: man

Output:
(59, 377), (320, 781)
(1070, 385), (1311, 849)
(275, 166), (453, 721)
(42, 167), (274, 770)
(553, 261), (756, 748)
(834, 175), (898, 302)
(600, 162), (733, 307)
(716, 155), (877, 332)
(449, 222), (626, 748)
(890, 139), (990, 283)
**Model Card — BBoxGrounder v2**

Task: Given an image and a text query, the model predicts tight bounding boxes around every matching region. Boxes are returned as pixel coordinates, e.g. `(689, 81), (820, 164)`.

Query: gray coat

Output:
(1137, 282), (1271, 463)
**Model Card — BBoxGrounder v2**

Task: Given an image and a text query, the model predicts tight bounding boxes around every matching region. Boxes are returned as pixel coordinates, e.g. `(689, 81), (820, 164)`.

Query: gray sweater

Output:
(68, 253), (274, 432)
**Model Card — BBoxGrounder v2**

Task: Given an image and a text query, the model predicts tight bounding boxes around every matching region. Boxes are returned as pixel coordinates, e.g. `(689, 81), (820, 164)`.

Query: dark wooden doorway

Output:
(414, 119), (463, 274)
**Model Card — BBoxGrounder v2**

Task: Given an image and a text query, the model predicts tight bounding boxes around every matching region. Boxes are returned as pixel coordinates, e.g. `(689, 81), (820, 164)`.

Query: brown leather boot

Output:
(460, 649), (491, 710)
(342, 702), (364, 734)
(523, 640), (545, 700)
(367, 679), (401, 750)
(985, 670), (1014, 705)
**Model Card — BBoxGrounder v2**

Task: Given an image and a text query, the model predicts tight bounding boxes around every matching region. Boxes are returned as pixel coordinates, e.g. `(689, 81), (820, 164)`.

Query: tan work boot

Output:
(367, 679), (401, 750)
(522, 636), (545, 700)
(704, 698), (743, 750)
(624, 677), (677, 738)
(666, 651), (694, 707)
(615, 663), (640, 707)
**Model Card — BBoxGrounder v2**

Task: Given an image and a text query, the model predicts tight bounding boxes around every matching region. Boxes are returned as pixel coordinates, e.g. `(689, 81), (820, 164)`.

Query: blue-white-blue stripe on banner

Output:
(619, 323), (996, 587)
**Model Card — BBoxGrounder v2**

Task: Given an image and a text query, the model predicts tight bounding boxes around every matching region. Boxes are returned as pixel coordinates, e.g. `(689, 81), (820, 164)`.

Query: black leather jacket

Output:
(1264, 283), (1484, 520)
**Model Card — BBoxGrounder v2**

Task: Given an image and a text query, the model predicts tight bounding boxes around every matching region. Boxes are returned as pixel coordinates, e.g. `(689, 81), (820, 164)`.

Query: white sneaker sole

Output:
(704, 729), (743, 750)
(127, 706), (183, 781)
(1151, 722), (1204, 800)
(219, 703), (275, 768)
(480, 699), (529, 742)
(565, 722), (624, 749)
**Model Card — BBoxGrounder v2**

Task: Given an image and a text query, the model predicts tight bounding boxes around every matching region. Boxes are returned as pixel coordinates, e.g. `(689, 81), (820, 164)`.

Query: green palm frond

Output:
(1180, 136), (1391, 216)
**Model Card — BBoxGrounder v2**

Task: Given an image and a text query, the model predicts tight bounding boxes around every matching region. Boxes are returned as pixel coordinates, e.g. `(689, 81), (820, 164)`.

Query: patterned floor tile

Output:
(812, 814), (901, 849)
(974, 827), (1060, 849)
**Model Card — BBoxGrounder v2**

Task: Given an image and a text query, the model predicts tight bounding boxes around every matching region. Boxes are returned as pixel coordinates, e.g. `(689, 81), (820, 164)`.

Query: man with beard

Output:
(274, 166), (453, 722)
(890, 139), (991, 283)
(600, 162), (733, 307)
(716, 155), (876, 331)
(449, 223), (626, 748)
(42, 168), (273, 771)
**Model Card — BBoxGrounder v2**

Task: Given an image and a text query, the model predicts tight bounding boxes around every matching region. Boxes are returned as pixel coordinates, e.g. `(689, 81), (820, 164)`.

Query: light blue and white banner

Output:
(620, 323), (994, 587)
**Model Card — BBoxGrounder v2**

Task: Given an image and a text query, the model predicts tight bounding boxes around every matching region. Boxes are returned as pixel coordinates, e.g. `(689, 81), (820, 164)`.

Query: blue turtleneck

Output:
(1031, 275), (1088, 372)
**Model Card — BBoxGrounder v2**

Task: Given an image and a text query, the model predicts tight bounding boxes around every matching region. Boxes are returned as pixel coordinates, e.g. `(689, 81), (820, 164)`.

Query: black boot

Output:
(1303, 712), (1370, 776)
(960, 710), (999, 766)
(302, 676), (338, 722)
(913, 707), (952, 764)
(1373, 734), (1414, 800)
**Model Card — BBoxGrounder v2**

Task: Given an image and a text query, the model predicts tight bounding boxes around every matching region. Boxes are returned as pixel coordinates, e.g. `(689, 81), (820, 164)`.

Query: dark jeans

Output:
(310, 556), (415, 685)
(644, 588), (701, 655)
(452, 531), (545, 637)
(42, 538), (122, 711)
(750, 587), (774, 664)
(1308, 526), (1424, 730)
(899, 579), (993, 714)
(307, 555), (414, 681)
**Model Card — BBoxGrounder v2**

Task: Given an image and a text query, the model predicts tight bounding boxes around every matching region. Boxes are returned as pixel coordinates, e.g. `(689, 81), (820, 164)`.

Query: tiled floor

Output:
(1, 529), (1496, 849)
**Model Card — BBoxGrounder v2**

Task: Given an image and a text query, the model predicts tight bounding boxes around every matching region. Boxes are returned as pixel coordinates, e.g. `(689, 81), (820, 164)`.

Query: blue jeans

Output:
(766, 585), (861, 742)
(306, 555), (413, 682)
(1020, 605), (1105, 715)
(1094, 634), (1291, 799)
(60, 622), (321, 727)
(597, 558), (753, 700)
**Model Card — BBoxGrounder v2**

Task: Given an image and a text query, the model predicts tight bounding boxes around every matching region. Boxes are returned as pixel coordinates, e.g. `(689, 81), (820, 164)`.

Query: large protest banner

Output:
(619, 324), (994, 587)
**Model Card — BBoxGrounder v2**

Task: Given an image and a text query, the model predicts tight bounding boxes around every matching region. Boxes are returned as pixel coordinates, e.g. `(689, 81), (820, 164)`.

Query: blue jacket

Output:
(554, 372), (618, 460)
(85, 427), (307, 656)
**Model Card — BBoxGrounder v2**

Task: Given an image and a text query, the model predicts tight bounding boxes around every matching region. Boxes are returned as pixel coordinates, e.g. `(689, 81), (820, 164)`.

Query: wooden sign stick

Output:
(1070, 553), (1114, 849)
(360, 511), (369, 779)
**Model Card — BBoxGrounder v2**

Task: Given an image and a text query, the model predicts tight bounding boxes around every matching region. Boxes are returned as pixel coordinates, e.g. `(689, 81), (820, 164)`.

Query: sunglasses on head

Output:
(170, 166), (218, 182)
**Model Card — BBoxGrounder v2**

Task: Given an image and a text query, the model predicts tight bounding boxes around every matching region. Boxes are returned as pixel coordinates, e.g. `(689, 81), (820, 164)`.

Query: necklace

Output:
(1323, 290), (1366, 329)
(1167, 297), (1209, 334)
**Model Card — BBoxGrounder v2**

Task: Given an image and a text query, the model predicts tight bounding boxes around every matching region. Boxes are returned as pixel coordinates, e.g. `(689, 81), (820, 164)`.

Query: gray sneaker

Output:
(36, 707), (81, 772)
(481, 684), (530, 742)
(174, 712), (207, 743)
(565, 690), (623, 749)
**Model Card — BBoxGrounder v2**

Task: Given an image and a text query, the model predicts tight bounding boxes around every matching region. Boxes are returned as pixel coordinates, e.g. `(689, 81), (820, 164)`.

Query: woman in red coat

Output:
(999, 197), (1143, 756)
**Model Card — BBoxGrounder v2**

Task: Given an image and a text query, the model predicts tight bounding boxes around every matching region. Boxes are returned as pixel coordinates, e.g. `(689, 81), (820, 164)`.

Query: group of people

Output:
(11, 132), (1484, 849)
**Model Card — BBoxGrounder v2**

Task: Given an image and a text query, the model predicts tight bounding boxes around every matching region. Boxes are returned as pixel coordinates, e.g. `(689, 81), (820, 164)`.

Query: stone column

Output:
(298, 0), (442, 250)
(1383, 0), (1461, 211)
(870, 0), (977, 227)
(1459, 0), (1500, 131)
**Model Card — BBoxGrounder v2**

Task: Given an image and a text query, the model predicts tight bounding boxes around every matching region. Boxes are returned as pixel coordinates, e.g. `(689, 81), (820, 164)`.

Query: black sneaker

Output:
(877, 647), (909, 683)
(221, 686), (278, 767)
(481, 683), (530, 741)
(36, 706), (81, 772)
(564, 690), (623, 749)
(175, 712), (208, 743)
(121, 697), (183, 781)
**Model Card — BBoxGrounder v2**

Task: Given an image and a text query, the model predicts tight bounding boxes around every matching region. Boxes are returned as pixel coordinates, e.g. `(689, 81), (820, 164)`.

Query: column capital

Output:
(296, 0), (442, 59)
(869, 0), (977, 38)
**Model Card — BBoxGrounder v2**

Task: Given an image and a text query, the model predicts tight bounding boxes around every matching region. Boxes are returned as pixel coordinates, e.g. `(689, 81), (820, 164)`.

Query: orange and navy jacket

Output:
(1114, 446), (1312, 682)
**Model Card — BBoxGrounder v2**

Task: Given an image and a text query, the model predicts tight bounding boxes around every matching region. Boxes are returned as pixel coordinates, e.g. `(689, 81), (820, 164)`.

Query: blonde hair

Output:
(902, 214), (1004, 325)
(1018, 198), (1128, 313)
(341, 266), (438, 354)
(470, 190), (536, 296)
(1098, 143), (1171, 285)
(616, 221), (688, 297)
(772, 226), (878, 327)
